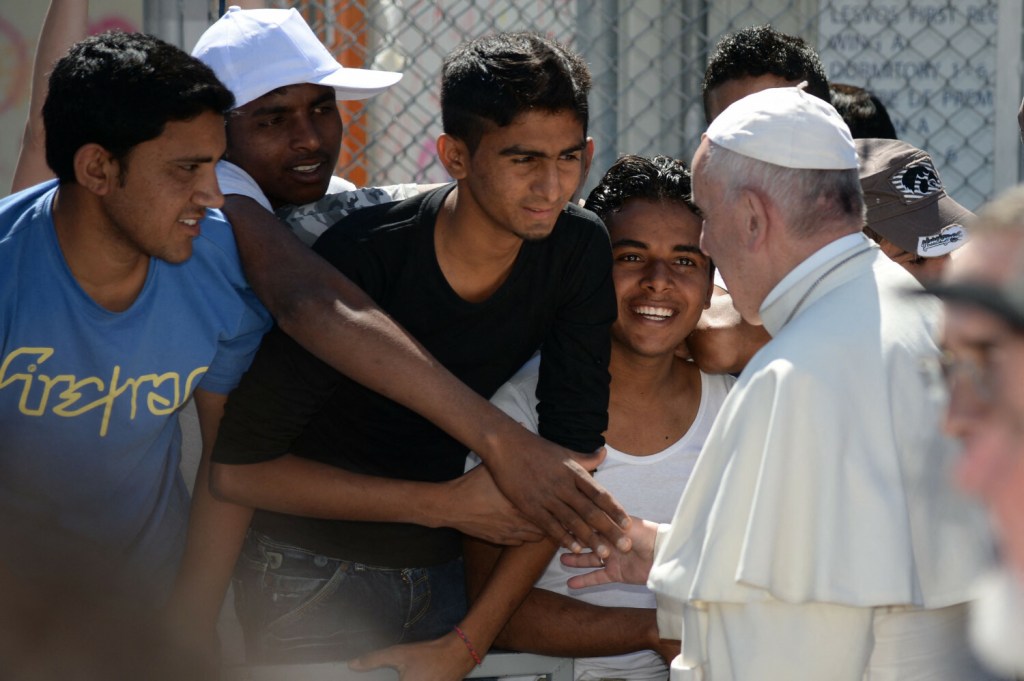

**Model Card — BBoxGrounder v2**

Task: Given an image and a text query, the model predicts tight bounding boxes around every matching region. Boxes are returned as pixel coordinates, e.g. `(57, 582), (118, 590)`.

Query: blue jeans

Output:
(233, 531), (468, 664)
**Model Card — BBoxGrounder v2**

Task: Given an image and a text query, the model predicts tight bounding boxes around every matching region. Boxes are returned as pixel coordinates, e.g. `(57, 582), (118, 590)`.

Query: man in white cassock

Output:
(564, 86), (996, 680)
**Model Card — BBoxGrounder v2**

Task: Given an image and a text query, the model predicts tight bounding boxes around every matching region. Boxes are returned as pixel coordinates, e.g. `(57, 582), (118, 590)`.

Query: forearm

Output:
(496, 590), (660, 658)
(12, 0), (88, 192)
(210, 455), (454, 528)
(491, 522), (665, 657)
(166, 389), (250, 634)
(462, 539), (558, 653)
(168, 455), (253, 629)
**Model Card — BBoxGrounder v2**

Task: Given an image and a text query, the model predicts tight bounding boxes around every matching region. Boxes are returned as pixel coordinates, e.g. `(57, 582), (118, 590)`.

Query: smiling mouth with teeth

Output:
(292, 163), (321, 173)
(634, 305), (675, 321)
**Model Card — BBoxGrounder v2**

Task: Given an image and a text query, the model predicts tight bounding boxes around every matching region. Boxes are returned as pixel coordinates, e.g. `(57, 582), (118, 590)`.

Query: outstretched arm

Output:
(211, 456), (542, 546)
(222, 195), (629, 556)
(11, 0), (88, 193)
(494, 584), (677, 664)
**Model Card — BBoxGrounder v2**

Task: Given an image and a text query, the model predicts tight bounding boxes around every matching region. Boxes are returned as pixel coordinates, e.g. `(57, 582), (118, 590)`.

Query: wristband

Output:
(453, 625), (483, 666)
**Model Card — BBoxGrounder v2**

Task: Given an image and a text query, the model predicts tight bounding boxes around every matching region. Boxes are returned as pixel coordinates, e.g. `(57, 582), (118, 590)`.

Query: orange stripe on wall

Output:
(320, 0), (369, 188)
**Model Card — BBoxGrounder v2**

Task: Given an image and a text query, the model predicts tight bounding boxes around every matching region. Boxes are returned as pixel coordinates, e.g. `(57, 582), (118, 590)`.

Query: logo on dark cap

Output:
(917, 224), (967, 257)
(891, 159), (942, 202)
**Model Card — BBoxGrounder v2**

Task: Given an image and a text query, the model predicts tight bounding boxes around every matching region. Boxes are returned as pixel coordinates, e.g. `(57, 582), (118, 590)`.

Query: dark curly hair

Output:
(585, 154), (695, 219)
(585, 155), (712, 281)
(702, 25), (829, 122)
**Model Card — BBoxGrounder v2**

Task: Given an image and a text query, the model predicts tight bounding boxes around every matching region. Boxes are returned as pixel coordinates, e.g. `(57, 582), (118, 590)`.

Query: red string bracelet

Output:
(453, 625), (483, 666)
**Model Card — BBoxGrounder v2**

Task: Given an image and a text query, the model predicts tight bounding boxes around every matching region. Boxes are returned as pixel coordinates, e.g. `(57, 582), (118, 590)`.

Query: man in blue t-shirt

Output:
(0, 31), (270, 644)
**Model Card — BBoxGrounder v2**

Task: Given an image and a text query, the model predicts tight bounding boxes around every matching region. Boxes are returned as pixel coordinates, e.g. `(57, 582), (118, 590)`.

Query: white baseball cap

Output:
(192, 6), (402, 109)
(706, 85), (858, 170)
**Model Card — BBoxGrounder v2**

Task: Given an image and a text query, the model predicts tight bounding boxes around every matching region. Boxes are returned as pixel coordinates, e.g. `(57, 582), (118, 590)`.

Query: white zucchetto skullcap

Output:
(706, 85), (858, 170)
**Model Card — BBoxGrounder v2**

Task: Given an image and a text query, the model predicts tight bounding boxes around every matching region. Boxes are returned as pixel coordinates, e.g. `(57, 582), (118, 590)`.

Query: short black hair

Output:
(43, 31), (234, 184)
(829, 83), (898, 139)
(441, 32), (590, 153)
(586, 155), (713, 282)
(702, 25), (829, 122)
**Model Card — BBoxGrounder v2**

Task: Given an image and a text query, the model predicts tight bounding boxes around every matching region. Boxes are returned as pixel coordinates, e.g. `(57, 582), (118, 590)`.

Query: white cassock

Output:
(649, 234), (996, 681)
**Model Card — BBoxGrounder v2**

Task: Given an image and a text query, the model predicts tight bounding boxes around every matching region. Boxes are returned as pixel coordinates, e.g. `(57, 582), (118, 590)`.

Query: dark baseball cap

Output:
(857, 138), (972, 258)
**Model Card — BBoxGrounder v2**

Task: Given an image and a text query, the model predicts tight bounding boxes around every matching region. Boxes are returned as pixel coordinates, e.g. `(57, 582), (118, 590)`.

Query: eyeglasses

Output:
(934, 347), (995, 402)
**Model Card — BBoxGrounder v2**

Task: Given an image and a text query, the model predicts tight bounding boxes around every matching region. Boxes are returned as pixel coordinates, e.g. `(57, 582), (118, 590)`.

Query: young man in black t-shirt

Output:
(211, 32), (616, 664)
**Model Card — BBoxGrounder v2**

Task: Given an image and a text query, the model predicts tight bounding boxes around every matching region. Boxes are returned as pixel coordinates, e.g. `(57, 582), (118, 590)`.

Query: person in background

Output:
(926, 185), (1024, 679)
(685, 24), (829, 374)
(701, 24), (830, 124)
(830, 82), (898, 139)
(857, 137), (971, 283)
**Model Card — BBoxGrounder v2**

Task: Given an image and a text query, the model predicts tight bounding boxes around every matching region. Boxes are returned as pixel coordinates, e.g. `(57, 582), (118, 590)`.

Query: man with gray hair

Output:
(565, 87), (994, 679)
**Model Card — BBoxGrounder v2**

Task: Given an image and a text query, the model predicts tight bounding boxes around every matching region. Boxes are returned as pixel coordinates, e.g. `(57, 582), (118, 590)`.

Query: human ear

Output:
(72, 143), (118, 196)
(572, 137), (597, 205)
(582, 137), (595, 181)
(437, 134), (470, 180)
(738, 187), (770, 251)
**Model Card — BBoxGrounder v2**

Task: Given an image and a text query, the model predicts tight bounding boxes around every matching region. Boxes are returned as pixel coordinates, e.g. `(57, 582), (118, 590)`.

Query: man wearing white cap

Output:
(564, 87), (995, 679)
(191, 5), (412, 240)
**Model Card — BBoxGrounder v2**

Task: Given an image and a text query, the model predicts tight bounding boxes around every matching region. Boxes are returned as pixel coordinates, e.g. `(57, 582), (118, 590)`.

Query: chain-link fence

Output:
(187, 0), (1020, 210)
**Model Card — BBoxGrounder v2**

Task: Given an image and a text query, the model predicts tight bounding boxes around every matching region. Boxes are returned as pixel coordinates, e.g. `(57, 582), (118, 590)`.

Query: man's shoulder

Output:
(0, 181), (56, 242)
(315, 185), (423, 227)
(312, 185), (439, 254)
(547, 201), (611, 254)
(191, 208), (242, 262)
(176, 209), (260, 303)
(558, 201), (608, 233)
(278, 183), (422, 246)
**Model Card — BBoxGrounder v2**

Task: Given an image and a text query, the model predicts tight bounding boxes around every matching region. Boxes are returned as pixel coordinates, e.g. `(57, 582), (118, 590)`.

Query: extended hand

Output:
(446, 466), (544, 545)
(488, 434), (631, 559)
(560, 516), (659, 588)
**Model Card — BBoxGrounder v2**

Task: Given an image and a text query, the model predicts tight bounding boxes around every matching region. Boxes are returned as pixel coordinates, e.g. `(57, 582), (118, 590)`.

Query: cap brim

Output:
(871, 194), (973, 256)
(923, 280), (1024, 330)
(316, 67), (402, 101)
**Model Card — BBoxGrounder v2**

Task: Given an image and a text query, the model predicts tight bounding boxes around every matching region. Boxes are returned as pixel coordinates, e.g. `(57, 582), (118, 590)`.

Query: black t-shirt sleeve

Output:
(535, 209), (615, 454)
